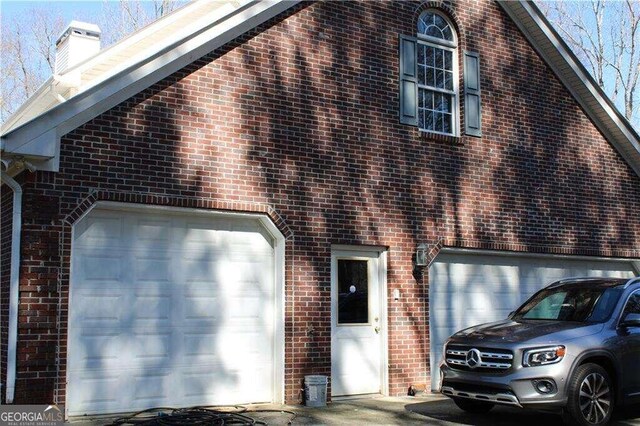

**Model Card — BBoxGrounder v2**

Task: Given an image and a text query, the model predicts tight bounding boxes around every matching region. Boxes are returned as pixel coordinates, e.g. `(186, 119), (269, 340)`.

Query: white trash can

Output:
(304, 375), (328, 407)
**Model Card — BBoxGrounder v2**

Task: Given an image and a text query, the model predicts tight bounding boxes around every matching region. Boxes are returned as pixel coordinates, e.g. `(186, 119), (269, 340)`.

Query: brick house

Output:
(1, 0), (639, 417)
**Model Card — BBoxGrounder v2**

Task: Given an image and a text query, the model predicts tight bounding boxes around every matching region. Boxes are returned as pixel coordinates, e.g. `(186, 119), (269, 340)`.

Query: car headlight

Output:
(523, 345), (566, 367)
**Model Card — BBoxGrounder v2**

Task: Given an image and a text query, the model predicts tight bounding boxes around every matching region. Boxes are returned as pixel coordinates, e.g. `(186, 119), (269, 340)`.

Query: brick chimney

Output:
(55, 21), (101, 74)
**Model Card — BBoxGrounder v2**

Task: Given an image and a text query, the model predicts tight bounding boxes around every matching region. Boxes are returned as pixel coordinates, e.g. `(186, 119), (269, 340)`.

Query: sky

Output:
(1, 1), (106, 26)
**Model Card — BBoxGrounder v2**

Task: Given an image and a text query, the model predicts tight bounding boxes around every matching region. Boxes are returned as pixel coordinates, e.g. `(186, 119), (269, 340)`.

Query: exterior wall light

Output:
(415, 243), (427, 267)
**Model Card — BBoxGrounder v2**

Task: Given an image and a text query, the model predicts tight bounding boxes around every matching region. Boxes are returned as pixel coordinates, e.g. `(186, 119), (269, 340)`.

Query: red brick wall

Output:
(16, 171), (61, 403)
(0, 172), (61, 404)
(6, 0), (640, 405)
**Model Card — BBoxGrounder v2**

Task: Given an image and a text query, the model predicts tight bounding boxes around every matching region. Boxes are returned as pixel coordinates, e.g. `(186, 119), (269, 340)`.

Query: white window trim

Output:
(416, 11), (460, 137)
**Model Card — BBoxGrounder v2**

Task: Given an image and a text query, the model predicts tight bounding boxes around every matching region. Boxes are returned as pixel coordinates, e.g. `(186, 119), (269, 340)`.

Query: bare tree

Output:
(30, 9), (65, 72)
(0, 10), (64, 122)
(541, 0), (640, 128)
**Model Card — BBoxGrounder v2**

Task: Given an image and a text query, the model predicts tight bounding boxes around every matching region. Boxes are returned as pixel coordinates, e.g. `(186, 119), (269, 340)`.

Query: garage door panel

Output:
(182, 259), (227, 283)
(81, 254), (123, 281)
(73, 371), (122, 407)
(182, 332), (224, 359)
(182, 330), (270, 360)
(183, 295), (219, 321)
(132, 371), (173, 404)
(135, 256), (172, 283)
(131, 332), (172, 362)
(136, 220), (172, 242)
(216, 296), (268, 320)
(179, 364), (273, 403)
(73, 293), (122, 325)
(215, 331), (272, 362)
(132, 295), (172, 324)
(180, 369), (242, 400)
(69, 208), (279, 415)
(429, 252), (637, 390)
(73, 332), (123, 370)
(74, 369), (174, 413)
(182, 266), (272, 296)
(184, 222), (269, 242)
(75, 216), (124, 247)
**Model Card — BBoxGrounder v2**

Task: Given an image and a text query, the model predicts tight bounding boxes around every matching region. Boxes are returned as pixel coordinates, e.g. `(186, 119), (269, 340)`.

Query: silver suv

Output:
(439, 277), (640, 426)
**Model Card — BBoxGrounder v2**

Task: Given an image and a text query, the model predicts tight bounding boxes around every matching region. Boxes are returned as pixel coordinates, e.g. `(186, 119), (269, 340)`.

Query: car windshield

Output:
(512, 286), (623, 323)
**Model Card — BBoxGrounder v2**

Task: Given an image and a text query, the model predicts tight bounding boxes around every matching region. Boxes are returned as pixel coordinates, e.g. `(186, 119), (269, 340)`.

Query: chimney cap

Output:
(56, 21), (102, 46)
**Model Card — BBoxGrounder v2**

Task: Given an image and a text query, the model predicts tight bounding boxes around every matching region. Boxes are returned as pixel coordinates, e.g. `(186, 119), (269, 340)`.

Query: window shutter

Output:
(399, 35), (418, 126)
(464, 51), (482, 137)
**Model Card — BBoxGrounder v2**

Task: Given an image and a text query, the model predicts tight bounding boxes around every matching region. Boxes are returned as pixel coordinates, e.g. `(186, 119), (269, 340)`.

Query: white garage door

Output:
(429, 251), (638, 390)
(68, 206), (281, 415)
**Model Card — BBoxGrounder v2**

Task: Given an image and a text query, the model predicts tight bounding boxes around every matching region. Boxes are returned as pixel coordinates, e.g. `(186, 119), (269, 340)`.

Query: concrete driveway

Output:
(69, 395), (640, 425)
(404, 397), (640, 426)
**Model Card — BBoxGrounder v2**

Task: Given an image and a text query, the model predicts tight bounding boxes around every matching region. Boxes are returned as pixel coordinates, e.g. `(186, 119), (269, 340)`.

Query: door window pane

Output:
(337, 259), (369, 324)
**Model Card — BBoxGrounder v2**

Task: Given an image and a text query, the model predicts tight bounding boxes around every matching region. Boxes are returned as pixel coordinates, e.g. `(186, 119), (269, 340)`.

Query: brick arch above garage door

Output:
(428, 249), (639, 390)
(67, 203), (285, 415)
(61, 190), (293, 239)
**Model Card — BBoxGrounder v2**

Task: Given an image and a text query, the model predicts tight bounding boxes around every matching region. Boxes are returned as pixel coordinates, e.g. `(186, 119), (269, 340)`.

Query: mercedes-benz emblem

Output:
(466, 348), (482, 369)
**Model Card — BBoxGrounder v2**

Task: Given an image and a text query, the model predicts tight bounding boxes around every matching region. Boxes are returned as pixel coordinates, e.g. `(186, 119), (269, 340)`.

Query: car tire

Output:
(453, 397), (494, 414)
(565, 363), (614, 426)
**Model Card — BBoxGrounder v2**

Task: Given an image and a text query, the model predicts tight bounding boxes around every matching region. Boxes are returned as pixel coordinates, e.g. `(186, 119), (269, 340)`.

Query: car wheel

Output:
(453, 397), (494, 414)
(565, 363), (614, 426)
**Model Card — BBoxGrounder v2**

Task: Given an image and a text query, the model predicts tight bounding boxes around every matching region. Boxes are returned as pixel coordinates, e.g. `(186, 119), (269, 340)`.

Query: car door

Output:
(617, 290), (640, 401)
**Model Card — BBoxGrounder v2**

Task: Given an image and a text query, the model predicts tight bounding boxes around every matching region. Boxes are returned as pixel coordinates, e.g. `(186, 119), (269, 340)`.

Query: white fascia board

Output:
(2, 74), (79, 136)
(498, 1), (640, 177)
(1, 77), (56, 134)
(0, 0), (300, 172)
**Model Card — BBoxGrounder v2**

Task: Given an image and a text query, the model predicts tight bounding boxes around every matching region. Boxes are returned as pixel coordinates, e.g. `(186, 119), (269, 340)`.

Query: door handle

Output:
(374, 326), (381, 334)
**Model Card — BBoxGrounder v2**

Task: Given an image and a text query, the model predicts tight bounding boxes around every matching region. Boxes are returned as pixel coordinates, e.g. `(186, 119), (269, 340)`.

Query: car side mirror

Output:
(620, 312), (640, 328)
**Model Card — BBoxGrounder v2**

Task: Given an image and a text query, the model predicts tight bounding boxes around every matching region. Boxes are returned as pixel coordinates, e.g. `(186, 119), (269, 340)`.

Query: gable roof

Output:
(0, 0), (300, 173)
(1, 0), (639, 178)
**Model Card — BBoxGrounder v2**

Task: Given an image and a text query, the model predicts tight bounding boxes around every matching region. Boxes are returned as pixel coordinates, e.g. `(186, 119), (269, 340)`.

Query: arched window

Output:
(400, 10), (480, 137)
(416, 10), (458, 135)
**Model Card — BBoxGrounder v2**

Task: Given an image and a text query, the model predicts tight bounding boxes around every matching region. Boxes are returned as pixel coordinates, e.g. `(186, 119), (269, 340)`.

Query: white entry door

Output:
(331, 249), (385, 397)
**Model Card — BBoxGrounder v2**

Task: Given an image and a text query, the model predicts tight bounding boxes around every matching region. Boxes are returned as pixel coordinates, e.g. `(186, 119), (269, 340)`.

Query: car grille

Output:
(445, 344), (513, 372)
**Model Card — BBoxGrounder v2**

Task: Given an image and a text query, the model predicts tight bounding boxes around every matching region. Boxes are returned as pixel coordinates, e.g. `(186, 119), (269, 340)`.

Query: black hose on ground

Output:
(106, 406), (297, 426)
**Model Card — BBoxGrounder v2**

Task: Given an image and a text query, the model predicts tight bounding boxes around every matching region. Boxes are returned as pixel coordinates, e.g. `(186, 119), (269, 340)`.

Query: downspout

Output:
(1, 168), (22, 404)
